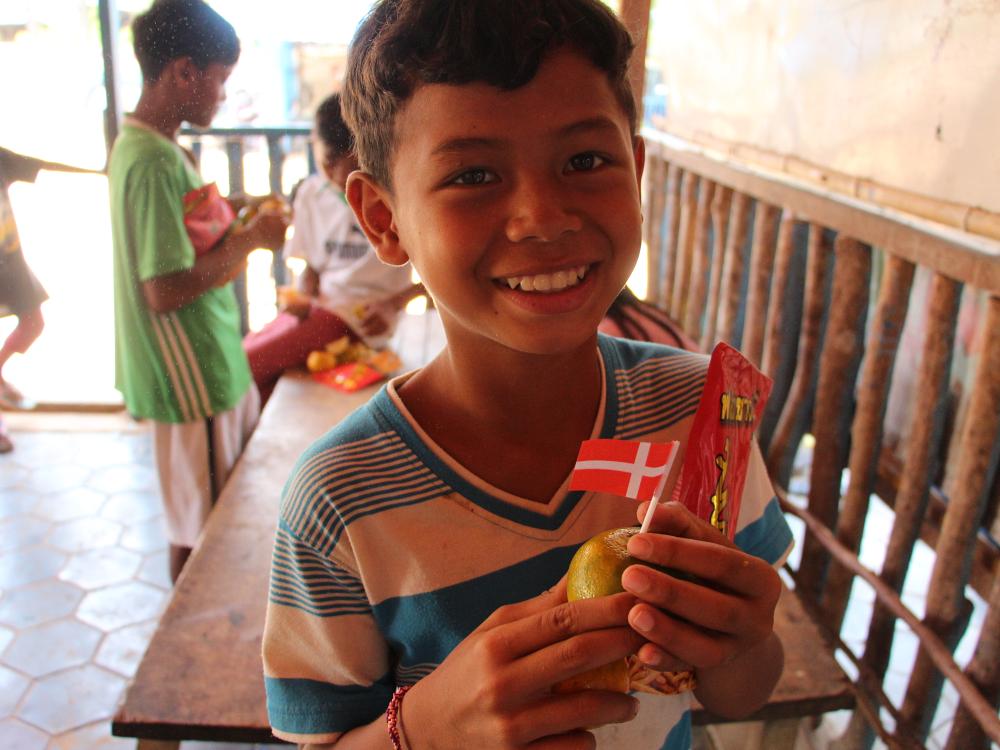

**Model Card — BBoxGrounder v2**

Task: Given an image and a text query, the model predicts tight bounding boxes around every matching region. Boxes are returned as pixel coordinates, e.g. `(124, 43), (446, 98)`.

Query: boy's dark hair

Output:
(314, 93), (354, 158)
(343, 0), (635, 188)
(132, 0), (240, 81)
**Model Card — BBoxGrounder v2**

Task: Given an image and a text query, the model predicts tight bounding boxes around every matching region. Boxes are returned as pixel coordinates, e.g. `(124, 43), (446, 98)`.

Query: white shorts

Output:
(152, 387), (260, 547)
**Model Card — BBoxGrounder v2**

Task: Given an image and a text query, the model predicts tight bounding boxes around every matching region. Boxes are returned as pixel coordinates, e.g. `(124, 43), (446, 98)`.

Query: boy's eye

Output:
(567, 153), (607, 172)
(451, 168), (497, 186)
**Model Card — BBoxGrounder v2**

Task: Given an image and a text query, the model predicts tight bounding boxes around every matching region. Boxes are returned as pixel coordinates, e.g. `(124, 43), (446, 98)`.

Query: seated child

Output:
(262, 1), (793, 748)
(243, 93), (423, 402)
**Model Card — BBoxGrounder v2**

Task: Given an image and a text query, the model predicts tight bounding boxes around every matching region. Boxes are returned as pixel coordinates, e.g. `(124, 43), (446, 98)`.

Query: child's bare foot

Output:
(0, 418), (12, 453)
(0, 380), (34, 410)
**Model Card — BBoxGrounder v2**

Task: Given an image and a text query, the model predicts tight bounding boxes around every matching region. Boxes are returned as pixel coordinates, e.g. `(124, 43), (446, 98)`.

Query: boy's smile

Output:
(350, 46), (644, 359)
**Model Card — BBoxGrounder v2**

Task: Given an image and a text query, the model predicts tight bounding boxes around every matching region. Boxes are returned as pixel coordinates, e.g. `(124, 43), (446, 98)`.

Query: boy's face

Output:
(185, 62), (234, 128)
(312, 133), (358, 191)
(349, 47), (644, 358)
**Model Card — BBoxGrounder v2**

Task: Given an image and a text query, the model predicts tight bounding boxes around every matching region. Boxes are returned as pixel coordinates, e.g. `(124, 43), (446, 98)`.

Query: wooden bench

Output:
(112, 368), (851, 747)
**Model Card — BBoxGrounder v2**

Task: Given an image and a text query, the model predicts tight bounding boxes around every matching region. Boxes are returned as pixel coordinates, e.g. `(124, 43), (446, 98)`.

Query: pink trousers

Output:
(243, 305), (353, 404)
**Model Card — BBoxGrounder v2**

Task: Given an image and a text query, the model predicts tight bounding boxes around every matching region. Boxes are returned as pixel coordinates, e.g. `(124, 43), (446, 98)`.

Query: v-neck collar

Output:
(372, 336), (625, 535)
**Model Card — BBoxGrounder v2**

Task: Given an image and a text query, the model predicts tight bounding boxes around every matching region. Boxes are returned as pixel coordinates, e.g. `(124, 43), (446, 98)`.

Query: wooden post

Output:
(795, 237), (871, 601)
(643, 155), (668, 305)
(618, 0), (652, 123)
(846, 272), (962, 745)
(821, 253), (915, 630)
(741, 202), (780, 367)
(760, 210), (798, 379)
(715, 192), (751, 345)
(658, 164), (682, 308)
(765, 224), (831, 482)
(702, 186), (733, 349)
(670, 171), (698, 321)
(900, 294), (1000, 737)
(944, 571), (1000, 749)
(683, 179), (716, 337)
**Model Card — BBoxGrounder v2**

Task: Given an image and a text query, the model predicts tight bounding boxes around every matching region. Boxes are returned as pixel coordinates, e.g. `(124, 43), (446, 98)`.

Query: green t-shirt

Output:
(109, 120), (251, 423)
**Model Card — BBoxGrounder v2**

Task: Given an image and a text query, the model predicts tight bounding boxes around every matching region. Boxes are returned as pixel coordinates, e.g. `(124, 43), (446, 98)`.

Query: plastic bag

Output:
(182, 183), (235, 255)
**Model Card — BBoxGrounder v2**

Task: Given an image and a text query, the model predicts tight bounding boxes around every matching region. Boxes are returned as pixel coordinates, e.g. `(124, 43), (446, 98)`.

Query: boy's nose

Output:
(505, 176), (582, 243)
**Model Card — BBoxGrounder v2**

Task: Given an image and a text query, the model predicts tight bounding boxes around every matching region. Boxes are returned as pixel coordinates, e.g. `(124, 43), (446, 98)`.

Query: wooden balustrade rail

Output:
(641, 130), (1000, 749)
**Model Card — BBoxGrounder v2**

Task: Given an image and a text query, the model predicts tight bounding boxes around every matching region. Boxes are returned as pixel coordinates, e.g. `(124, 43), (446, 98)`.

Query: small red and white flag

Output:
(569, 439), (680, 502)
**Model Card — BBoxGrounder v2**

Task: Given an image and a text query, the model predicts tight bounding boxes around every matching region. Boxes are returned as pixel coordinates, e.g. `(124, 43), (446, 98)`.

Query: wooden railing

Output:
(179, 125), (312, 333)
(641, 131), (1000, 749)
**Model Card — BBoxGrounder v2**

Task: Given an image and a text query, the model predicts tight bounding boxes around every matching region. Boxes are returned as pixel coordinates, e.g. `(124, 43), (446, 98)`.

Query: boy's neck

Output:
(131, 90), (184, 141)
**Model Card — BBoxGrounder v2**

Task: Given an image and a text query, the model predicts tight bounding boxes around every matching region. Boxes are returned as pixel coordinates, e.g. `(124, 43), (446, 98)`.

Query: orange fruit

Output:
(552, 527), (640, 694)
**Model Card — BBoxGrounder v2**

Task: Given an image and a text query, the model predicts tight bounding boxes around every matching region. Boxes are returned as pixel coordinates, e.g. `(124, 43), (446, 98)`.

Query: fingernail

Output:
(631, 608), (655, 633)
(622, 567), (649, 594)
(628, 535), (652, 558)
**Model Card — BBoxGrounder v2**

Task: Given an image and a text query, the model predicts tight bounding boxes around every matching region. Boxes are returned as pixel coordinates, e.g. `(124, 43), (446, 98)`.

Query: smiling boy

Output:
(262, 1), (792, 748)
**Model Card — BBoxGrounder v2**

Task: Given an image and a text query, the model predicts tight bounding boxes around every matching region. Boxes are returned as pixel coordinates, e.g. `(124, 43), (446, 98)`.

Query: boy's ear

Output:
(163, 57), (198, 88)
(632, 135), (646, 189)
(346, 172), (409, 266)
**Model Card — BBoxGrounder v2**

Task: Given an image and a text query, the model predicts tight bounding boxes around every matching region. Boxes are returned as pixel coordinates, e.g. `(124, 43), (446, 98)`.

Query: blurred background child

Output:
(243, 93), (423, 403)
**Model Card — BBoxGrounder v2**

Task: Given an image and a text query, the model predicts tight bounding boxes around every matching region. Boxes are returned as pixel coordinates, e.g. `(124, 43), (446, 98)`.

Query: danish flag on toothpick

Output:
(570, 439), (680, 532)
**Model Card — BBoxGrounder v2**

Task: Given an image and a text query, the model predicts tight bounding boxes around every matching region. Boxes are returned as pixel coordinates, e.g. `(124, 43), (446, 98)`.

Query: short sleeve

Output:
(129, 160), (196, 281)
(263, 486), (394, 743)
(732, 440), (794, 567)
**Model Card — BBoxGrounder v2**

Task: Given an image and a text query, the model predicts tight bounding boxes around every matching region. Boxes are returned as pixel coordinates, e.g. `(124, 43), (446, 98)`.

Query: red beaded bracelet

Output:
(386, 685), (412, 750)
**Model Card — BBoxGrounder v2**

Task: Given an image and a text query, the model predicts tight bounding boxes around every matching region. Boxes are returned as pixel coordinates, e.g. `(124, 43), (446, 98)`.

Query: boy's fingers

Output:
(513, 691), (638, 742)
(627, 607), (737, 670)
(624, 534), (776, 599)
(634, 501), (736, 548)
(477, 576), (568, 630)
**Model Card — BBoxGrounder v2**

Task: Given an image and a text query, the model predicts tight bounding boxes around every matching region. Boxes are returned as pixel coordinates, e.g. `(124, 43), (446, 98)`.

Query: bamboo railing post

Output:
(702, 186), (733, 349)
(944, 571), (1000, 750)
(643, 155), (669, 306)
(795, 237), (871, 601)
(715, 192), (752, 345)
(765, 224), (831, 483)
(683, 179), (716, 337)
(760, 209), (799, 380)
(670, 171), (699, 323)
(741, 202), (780, 367)
(820, 253), (916, 630)
(658, 164), (682, 310)
(844, 272), (962, 745)
(900, 294), (1000, 738)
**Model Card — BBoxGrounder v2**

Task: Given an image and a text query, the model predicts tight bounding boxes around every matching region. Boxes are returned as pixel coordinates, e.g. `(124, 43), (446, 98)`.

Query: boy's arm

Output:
(142, 211), (287, 313)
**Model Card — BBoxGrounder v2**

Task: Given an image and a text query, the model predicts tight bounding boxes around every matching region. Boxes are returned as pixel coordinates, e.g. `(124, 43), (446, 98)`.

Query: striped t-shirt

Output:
(262, 335), (793, 747)
(109, 119), (251, 423)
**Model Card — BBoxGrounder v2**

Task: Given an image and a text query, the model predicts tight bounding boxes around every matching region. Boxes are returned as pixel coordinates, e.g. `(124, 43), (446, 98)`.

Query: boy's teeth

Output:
(504, 265), (588, 292)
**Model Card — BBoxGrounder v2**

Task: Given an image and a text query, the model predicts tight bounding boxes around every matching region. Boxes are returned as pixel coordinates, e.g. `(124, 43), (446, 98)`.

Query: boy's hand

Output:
(358, 307), (390, 337)
(402, 580), (643, 749)
(241, 208), (289, 252)
(621, 501), (781, 674)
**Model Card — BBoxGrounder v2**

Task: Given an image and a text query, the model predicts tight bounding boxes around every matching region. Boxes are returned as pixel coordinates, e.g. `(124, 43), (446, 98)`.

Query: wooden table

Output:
(113, 372), (853, 748)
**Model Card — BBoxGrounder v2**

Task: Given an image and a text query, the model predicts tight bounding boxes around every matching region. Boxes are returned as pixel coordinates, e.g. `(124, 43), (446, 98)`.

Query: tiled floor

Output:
(0, 412), (267, 750)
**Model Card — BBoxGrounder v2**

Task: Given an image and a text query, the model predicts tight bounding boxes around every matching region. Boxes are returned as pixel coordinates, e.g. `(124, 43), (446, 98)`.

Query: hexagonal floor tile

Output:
(77, 582), (167, 631)
(72, 435), (148, 469)
(0, 579), (84, 629)
(59, 547), (143, 590)
(137, 550), (171, 589)
(0, 664), (30, 715)
(93, 619), (158, 677)
(0, 546), (67, 589)
(0, 489), (34, 519)
(24, 464), (92, 495)
(87, 465), (157, 495)
(120, 518), (167, 553)
(101, 490), (162, 524)
(17, 664), (126, 734)
(32, 487), (108, 523)
(0, 464), (28, 491)
(0, 718), (48, 750)
(0, 516), (51, 554)
(49, 719), (137, 749)
(47, 517), (123, 553)
(2, 619), (103, 677)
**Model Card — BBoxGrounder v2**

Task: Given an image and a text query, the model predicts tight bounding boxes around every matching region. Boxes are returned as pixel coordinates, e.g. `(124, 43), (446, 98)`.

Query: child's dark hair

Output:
(314, 93), (354, 158)
(343, 0), (635, 188)
(132, 0), (240, 81)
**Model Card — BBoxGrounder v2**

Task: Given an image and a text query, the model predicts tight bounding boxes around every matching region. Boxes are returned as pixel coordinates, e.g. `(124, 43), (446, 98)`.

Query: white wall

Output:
(648, 0), (1000, 212)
